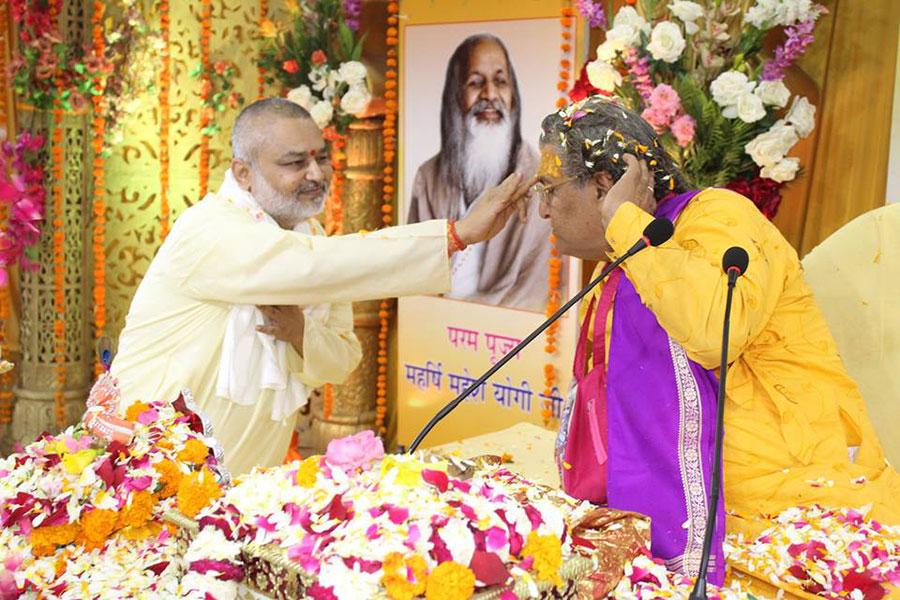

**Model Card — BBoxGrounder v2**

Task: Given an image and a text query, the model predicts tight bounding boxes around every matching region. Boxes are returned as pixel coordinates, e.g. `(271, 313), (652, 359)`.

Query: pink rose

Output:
(648, 84), (681, 120)
(325, 430), (384, 472)
(641, 107), (670, 132)
(671, 114), (696, 148)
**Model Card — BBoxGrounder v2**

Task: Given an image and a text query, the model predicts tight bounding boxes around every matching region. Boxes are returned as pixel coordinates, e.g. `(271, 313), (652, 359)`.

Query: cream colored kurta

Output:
(112, 192), (451, 475)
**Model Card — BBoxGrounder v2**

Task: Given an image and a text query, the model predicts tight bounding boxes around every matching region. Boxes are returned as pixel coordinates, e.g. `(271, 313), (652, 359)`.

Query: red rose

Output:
(311, 50), (327, 65)
(726, 174), (784, 220)
(282, 59), (300, 74)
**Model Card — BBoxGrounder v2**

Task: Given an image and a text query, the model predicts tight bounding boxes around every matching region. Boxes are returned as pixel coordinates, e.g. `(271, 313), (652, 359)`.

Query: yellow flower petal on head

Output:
(62, 449), (100, 475)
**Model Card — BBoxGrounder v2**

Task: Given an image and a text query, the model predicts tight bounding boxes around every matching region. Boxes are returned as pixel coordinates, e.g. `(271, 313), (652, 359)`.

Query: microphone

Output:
(689, 246), (749, 600)
(407, 217), (675, 453)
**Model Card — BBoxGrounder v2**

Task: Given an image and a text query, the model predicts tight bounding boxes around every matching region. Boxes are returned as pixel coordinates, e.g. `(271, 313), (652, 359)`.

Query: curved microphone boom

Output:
(690, 245), (749, 600)
(407, 217), (675, 453)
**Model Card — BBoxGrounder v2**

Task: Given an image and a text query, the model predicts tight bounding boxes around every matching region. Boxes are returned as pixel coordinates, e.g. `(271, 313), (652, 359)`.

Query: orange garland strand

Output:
(257, 0), (267, 100)
(159, 0), (171, 241)
(0, 0), (14, 426)
(321, 130), (346, 421)
(375, 1), (400, 435)
(91, 0), (106, 376)
(198, 0), (212, 197)
(543, 2), (574, 426)
(50, 0), (67, 428)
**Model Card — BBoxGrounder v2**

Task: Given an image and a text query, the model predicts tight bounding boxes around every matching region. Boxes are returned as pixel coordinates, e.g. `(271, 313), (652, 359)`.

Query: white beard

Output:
(462, 113), (514, 206)
(250, 170), (327, 229)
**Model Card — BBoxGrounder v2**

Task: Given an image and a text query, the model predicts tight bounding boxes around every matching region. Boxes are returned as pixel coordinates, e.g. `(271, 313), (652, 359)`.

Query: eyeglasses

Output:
(532, 176), (577, 200)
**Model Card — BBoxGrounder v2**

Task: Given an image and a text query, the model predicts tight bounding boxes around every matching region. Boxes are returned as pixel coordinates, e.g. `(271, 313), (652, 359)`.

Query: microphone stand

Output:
(407, 219), (672, 454)
(689, 252), (747, 599)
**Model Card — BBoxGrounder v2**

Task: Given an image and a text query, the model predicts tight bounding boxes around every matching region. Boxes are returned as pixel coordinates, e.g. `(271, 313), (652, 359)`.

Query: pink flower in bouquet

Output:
(671, 114), (696, 147)
(648, 84), (681, 121)
(641, 107), (671, 132)
(325, 430), (384, 471)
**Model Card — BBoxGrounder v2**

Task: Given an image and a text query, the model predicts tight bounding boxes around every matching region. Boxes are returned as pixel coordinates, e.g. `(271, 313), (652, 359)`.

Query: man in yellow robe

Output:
(536, 95), (898, 551)
(111, 98), (531, 475)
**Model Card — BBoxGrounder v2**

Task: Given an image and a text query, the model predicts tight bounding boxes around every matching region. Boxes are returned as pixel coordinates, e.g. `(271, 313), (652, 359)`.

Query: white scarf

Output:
(214, 170), (329, 421)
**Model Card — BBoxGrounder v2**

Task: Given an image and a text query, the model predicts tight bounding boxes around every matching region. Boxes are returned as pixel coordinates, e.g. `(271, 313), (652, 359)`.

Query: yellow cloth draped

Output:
(582, 189), (899, 537)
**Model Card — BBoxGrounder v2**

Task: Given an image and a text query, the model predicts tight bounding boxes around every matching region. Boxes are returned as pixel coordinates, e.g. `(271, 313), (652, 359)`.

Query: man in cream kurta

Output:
(111, 98), (532, 475)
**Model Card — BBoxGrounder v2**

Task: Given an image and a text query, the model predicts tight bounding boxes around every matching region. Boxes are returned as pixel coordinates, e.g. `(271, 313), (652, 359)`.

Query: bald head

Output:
(232, 98), (313, 164)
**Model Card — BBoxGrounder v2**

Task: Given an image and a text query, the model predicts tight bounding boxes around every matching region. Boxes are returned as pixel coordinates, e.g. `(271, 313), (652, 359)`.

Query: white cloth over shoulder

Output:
(214, 170), (326, 421)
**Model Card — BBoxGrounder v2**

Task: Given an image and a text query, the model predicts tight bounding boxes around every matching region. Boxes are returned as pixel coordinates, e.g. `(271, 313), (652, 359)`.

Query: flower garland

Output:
(198, 0), (212, 198)
(323, 127), (345, 236)
(256, 0), (267, 100)
(91, 0), (106, 377)
(50, 0), (66, 429)
(543, 3), (573, 426)
(375, 1), (400, 435)
(159, 0), (171, 241)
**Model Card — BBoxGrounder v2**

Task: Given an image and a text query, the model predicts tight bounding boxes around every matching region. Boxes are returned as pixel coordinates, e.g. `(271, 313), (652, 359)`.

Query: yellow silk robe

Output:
(584, 188), (899, 537)
(112, 192), (451, 475)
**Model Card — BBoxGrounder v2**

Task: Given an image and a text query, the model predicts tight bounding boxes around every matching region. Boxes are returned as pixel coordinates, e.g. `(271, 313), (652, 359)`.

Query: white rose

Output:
(761, 157), (800, 182)
(670, 1), (704, 24)
(309, 100), (334, 129)
(735, 92), (766, 123)
(647, 22), (686, 63)
(286, 85), (313, 110)
(339, 84), (371, 115)
(338, 61), (368, 86)
(310, 65), (329, 92)
(606, 6), (651, 47)
(754, 79), (790, 108)
(786, 96), (816, 137)
(595, 36), (627, 62)
(709, 71), (755, 108)
(585, 59), (623, 92)
(745, 120), (799, 167)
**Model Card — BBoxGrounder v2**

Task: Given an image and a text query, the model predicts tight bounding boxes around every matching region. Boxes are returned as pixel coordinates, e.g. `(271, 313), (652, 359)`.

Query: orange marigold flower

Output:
(382, 552), (428, 600)
(425, 561), (475, 600)
(154, 459), (182, 498)
(124, 401), (151, 422)
(120, 520), (162, 542)
(118, 491), (155, 529)
(177, 438), (210, 465)
(176, 466), (223, 517)
(296, 455), (321, 488)
(78, 508), (119, 552)
(30, 523), (80, 557)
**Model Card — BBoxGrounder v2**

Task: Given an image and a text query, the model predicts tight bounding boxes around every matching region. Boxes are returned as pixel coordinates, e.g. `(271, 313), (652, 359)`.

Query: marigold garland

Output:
(198, 0), (213, 197)
(323, 128), (346, 236)
(257, 0), (268, 100)
(90, 0), (107, 377)
(50, 0), (67, 429)
(159, 0), (171, 241)
(375, 1), (400, 436)
(0, 1), (13, 426)
(543, 3), (574, 426)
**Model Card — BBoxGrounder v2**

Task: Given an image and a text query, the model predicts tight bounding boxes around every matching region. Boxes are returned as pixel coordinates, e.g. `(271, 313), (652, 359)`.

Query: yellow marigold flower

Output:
(120, 520), (162, 542)
(117, 491), (155, 529)
(381, 455), (447, 488)
(30, 523), (79, 557)
(283, 0), (301, 14)
(176, 466), (223, 518)
(296, 456), (321, 488)
(522, 531), (563, 587)
(177, 438), (210, 465)
(77, 508), (119, 552)
(61, 449), (101, 475)
(259, 18), (278, 39)
(425, 561), (475, 600)
(124, 401), (152, 422)
(381, 552), (428, 600)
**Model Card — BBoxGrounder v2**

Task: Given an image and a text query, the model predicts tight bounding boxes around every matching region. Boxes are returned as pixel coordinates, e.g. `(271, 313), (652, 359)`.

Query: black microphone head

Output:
(643, 217), (674, 247)
(722, 246), (749, 276)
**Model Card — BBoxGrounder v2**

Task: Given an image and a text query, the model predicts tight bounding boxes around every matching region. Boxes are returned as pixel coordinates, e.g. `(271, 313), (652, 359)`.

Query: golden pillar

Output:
(310, 118), (387, 452)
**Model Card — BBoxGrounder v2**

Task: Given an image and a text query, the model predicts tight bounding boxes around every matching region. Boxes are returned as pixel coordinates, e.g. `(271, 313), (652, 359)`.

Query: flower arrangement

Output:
(191, 59), (246, 138)
(577, 0), (826, 217)
(181, 430), (638, 599)
(258, 0), (372, 132)
(725, 504), (900, 599)
(0, 131), (45, 287)
(9, 0), (161, 151)
(0, 393), (226, 596)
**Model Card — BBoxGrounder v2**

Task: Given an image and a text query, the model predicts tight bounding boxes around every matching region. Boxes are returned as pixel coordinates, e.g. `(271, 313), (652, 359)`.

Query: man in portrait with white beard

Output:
(408, 34), (557, 311)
